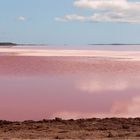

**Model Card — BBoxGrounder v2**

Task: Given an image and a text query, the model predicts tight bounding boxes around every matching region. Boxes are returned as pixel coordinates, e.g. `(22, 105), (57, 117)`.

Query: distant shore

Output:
(0, 42), (17, 46)
(2, 42), (140, 46)
(0, 118), (140, 139)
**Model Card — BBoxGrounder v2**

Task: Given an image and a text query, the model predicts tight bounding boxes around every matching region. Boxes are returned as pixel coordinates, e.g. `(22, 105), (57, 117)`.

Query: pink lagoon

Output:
(0, 45), (140, 121)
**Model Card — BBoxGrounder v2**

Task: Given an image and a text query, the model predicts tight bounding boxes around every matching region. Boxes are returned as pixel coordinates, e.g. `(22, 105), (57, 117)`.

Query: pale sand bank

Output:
(0, 48), (140, 61)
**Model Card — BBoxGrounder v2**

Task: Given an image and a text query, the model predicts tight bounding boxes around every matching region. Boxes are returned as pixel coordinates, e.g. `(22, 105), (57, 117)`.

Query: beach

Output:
(1, 47), (140, 61)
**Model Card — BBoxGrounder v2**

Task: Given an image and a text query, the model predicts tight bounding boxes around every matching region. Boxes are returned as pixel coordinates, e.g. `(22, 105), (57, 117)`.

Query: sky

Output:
(1, 0), (140, 45)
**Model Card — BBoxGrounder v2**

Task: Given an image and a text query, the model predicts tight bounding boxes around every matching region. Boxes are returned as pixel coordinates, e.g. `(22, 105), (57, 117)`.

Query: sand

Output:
(0, 47), (140, 61)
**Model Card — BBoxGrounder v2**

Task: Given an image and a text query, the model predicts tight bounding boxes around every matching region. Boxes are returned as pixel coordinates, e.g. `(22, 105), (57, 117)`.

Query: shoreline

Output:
(0, 48), (140, 61)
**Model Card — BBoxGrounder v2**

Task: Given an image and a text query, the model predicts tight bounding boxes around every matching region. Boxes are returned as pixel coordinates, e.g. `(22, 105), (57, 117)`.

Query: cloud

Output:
(18, 16), (27, 21)
(55, 15), (86, 22)
(56, 0), (140, 24)
(74, 0), (134, 11)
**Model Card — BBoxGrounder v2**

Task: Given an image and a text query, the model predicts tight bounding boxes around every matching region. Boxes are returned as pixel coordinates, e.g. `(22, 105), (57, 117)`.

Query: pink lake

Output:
(0, 46), (140, 121)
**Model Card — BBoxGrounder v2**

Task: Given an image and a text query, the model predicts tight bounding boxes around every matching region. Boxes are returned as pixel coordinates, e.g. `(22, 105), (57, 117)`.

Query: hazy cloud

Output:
(56, 0), (140, 24)
(18, 16), (27, 21)
(55, 15), (86, 22)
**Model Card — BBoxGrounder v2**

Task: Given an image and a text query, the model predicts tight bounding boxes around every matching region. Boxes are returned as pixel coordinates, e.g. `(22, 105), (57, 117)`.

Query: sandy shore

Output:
(0, 48), (140, 61)
(0, 118), (140, 139)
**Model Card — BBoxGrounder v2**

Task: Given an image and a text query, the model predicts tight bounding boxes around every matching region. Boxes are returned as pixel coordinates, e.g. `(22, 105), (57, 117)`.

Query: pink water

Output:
(0, 55), (140, 121)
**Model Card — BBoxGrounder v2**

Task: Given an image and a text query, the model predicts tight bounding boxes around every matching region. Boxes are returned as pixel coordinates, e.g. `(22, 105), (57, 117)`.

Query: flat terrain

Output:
(0, 118), (140, 139)
(1, 47), (140, 61)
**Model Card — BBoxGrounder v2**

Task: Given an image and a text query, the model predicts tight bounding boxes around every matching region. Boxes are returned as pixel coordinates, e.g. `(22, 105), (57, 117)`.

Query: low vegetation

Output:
(0, 118), (140, 139)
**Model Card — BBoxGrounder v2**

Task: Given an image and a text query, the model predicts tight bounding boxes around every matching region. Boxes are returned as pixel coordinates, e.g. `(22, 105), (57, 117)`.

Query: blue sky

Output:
(1, 0), (140, 45)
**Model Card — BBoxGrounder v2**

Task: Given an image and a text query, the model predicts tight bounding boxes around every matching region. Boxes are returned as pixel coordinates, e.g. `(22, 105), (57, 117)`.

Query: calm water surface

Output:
(0, 46), (140, 121)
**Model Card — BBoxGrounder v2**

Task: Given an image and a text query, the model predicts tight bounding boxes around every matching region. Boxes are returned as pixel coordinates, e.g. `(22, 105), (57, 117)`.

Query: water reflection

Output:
(0, 56), (140, 120)
(76, 73), (140, 93)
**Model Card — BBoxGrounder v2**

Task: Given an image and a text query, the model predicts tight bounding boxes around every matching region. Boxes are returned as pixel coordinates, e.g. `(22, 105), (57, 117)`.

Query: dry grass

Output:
(0, 118), (140, 139)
